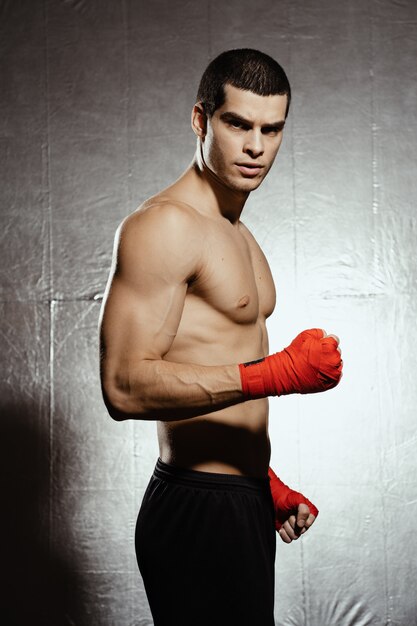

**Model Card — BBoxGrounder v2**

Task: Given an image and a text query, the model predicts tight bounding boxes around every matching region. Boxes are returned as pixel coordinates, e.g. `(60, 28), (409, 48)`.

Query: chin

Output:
(230, 177), (263, 193)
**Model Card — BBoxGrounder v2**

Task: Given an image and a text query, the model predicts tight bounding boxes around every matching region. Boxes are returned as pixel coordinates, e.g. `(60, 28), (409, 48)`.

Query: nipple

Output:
(237, 295), (250, 308)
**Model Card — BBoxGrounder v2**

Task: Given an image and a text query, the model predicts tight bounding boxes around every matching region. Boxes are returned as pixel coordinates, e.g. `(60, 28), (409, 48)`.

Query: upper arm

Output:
(99, 203), (201, 403)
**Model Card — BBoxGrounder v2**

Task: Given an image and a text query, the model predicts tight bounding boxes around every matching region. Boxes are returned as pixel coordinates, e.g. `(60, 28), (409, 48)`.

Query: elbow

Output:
(101, 385), (130, 421)
(105, 399), (131, 422)
(101, 377), (147, 421)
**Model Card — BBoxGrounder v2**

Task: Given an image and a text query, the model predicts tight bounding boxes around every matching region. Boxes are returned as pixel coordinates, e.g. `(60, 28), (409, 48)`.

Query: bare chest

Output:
(188, 221), (275, 324)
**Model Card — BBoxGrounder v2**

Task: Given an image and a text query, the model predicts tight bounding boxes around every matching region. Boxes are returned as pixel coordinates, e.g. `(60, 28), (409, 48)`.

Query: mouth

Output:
(235, 163), (265, 177)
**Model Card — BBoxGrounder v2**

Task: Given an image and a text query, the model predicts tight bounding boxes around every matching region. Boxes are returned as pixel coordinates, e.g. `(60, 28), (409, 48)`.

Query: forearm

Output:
(102, 328), (342, 421)
(103, 358), (244, 421)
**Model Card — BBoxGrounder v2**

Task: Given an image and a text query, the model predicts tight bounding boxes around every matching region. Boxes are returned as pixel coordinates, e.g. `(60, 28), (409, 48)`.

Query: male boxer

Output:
(99, 49), (342, 626)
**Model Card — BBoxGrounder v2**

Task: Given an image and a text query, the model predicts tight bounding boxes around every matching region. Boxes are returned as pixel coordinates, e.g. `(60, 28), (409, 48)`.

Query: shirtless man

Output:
(99, 49), (342, 626)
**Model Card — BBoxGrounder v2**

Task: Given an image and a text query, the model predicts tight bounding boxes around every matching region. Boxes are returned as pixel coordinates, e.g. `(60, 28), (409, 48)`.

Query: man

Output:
(99, 49), (342, 626)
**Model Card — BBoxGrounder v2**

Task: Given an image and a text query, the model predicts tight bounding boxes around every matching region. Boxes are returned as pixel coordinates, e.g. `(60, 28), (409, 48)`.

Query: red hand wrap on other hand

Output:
(268, 466), (319, 532)
(239, 328), (342, 399)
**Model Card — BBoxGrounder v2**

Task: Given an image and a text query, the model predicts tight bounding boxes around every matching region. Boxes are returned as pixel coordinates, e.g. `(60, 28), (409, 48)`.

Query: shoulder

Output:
(114, 199), (204, 280)
(238, 221), (265, 254)
(239, 220), (273, 276)
(118, 198), (202, 243)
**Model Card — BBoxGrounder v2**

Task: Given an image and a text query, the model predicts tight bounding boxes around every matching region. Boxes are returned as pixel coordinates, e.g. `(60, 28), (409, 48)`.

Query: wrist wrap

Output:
(239, 328), (342, 399)
(268, 466), (319, 531)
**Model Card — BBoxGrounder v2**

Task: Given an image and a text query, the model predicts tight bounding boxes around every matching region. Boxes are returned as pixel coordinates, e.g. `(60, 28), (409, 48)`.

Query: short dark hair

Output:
(196, 48), (291, 118)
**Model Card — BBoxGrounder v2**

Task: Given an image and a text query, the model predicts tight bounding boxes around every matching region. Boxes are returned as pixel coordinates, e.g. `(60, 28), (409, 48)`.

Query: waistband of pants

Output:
(153, 458), (271, 495)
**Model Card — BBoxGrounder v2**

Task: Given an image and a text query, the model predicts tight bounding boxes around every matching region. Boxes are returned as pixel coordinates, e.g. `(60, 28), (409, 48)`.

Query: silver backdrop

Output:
(1, 0), (416, 624)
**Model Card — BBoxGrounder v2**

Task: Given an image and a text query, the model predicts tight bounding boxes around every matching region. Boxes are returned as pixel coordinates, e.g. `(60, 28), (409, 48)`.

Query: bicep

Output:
(101, 270), (187, 367)
(100, 206), (199, 381)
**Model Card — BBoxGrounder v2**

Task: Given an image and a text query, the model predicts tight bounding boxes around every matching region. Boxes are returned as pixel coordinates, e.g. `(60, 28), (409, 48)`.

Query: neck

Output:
(188, 145), (249, 224)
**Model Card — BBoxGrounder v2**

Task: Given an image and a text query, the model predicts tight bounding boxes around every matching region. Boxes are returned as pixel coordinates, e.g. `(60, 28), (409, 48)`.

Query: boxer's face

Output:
(196, 84), (288, 193)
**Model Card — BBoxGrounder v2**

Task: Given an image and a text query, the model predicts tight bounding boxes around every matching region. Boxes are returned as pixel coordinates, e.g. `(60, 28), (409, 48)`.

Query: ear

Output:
(191, 102), (207, 139)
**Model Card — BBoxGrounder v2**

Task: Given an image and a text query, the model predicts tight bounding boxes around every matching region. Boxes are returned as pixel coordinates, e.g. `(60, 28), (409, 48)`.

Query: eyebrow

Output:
(219, 111), (285, 130)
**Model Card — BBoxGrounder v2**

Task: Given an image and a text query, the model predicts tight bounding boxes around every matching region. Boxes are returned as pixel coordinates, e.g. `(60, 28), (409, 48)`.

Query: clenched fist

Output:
(239, 328), (343, 399)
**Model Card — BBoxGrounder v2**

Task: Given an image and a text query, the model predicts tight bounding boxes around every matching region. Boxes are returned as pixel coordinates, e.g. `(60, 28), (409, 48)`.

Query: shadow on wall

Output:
(0, 400), (83, 626)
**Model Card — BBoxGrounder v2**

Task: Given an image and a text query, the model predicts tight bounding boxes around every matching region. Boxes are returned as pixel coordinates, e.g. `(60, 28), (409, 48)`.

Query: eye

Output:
(262, 127), (281, 136)
(228, 120), (249, 131)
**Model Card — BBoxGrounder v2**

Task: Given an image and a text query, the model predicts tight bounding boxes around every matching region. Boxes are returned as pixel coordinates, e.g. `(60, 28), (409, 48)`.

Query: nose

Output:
(244, 130), (264, 159)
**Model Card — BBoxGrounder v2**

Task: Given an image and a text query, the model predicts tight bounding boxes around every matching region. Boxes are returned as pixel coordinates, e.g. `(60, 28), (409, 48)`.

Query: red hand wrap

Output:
(239, 328), (342, 399)
(268, 466), (319, 532)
